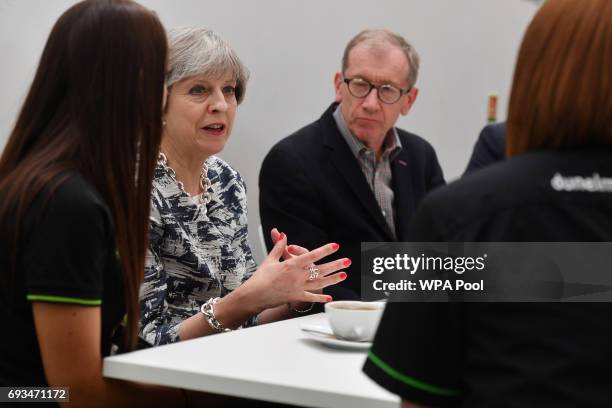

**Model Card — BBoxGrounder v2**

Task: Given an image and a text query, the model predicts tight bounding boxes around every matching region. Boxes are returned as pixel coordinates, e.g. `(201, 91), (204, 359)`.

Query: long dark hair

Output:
(0, 0), (167, 351)
(507, 0), (612, 157)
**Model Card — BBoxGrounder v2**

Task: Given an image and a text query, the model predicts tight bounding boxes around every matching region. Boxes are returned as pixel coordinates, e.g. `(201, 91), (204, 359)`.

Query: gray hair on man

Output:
(165, 27), (250, 104)
(341, 28), (420, 89)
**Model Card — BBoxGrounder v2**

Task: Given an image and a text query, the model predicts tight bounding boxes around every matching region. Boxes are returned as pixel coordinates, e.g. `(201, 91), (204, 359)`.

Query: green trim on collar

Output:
(367, 351), (459, 397)
(26, 294), (102, 306)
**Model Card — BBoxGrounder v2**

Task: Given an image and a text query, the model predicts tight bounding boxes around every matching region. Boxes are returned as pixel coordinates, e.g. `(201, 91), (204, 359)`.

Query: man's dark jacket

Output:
(259, 103), (445, 298)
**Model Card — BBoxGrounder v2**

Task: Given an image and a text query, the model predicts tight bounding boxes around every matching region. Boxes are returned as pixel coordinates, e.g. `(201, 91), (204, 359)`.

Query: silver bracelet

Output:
(288, 302), (315, 314)
(200, 297), (231, 333)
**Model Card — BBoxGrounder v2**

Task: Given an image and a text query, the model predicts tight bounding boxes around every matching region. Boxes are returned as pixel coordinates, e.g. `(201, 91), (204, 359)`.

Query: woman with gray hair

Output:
(139, 27), (349, 346)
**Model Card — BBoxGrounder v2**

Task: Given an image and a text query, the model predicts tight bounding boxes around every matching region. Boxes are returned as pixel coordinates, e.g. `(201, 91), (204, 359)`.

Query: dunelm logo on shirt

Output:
(551, 172), (612, 192)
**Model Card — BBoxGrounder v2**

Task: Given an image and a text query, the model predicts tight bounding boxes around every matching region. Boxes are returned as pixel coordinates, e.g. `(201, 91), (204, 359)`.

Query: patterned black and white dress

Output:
(139, 156), (257, 346)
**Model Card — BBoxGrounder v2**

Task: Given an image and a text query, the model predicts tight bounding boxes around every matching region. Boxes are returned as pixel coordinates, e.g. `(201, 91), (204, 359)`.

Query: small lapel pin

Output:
(398, 159), (407, 166)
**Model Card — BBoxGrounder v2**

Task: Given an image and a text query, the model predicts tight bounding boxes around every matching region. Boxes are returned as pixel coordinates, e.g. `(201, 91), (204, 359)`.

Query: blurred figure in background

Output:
(464, 122), (506, 174)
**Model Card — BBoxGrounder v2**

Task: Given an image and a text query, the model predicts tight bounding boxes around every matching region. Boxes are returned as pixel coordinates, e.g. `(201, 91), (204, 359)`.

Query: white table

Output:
(103, 313), (399, 408)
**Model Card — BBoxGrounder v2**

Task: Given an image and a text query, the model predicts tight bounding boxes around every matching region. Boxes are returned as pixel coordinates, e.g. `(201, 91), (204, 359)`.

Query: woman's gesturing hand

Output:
(241, 232), (349, 312)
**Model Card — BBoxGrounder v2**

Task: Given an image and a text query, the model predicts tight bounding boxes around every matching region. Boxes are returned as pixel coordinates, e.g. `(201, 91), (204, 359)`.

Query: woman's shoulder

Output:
(26, 173), (114, 238)
(206, 156), (248, 214)
(206, 155), (246, 190)
(37, 173), (109, 216)
(206, 155), (242, 180)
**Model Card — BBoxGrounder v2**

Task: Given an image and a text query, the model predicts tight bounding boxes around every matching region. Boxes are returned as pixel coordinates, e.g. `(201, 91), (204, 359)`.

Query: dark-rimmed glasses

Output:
(343, 77), (410, 104)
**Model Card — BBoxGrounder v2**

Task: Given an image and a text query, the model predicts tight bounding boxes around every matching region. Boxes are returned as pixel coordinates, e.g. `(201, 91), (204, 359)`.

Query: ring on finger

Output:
(306, 264), (319, 281)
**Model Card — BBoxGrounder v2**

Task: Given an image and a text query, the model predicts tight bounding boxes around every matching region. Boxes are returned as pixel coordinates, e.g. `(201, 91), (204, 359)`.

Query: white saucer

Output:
(300, 324), (372, 350)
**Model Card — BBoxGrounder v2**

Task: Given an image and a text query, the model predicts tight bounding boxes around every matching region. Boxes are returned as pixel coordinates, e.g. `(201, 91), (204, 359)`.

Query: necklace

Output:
(158, 152), (212, 205)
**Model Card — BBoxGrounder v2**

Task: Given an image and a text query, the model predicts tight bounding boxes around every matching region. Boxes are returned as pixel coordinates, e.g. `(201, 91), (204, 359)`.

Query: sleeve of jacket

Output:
(425, 140), (446, 191)
(138, 195), (181, 346)
(233, 173), (259, 327)
(258, 142), (329, 253)
(234, 175), (258, 284)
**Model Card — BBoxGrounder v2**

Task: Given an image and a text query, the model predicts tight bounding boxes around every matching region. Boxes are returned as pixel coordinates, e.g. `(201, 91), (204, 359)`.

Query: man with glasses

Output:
(259, 29), (444, 300)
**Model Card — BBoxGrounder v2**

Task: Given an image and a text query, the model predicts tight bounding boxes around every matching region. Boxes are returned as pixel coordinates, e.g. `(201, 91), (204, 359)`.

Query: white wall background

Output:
(0, 0), (539, 262)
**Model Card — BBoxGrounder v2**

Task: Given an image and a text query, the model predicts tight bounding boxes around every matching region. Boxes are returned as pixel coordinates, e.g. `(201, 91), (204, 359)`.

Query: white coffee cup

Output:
(324, 301), (385, 342)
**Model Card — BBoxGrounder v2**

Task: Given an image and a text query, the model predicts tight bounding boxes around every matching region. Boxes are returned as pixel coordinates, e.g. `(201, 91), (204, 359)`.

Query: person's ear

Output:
(162, 86), (169, 112)
(334, 72), (344, 103)
(400, 87), (418, 116)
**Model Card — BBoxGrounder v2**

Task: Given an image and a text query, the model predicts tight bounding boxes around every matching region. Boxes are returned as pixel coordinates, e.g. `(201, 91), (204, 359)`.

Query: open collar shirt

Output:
(333, 106), (402, 238)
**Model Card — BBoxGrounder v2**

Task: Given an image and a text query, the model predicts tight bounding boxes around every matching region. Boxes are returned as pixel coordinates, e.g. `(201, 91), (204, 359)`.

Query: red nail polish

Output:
(339, 272), (347, 280)
(331, 243), (339, 251)
(343, 259), (351, 267)
(326, 296), (333, 302)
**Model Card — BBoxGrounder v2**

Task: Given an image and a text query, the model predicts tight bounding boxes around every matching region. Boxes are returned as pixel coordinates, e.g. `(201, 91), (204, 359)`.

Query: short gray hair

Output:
(341, 29), (420, 88)
(165, 27), (250, 104)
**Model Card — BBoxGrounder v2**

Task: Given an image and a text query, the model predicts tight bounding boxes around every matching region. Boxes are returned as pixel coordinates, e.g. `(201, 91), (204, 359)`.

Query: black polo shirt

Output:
(0, 174), (124, 388)
(364, 146), (612, 407)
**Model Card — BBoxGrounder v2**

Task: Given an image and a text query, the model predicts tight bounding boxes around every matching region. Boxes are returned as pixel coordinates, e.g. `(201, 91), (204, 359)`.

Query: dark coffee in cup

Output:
(325, 301), (385, 341)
